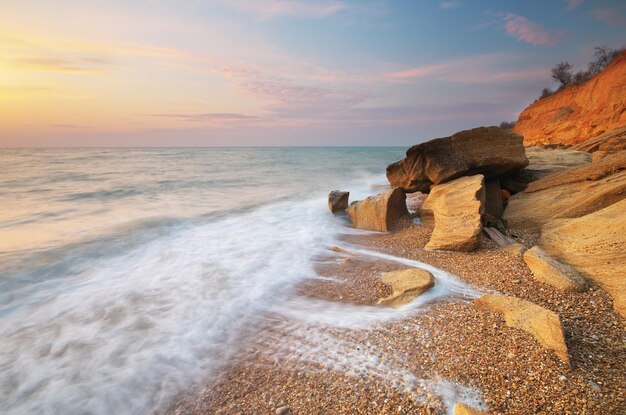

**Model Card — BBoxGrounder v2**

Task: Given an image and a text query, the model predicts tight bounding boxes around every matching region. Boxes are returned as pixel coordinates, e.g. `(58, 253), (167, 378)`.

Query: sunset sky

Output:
(1, 0), (625, 147)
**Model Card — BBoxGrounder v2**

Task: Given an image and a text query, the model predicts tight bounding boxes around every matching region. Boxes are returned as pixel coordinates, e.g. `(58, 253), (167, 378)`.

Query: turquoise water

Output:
(0, 147), (405, 414)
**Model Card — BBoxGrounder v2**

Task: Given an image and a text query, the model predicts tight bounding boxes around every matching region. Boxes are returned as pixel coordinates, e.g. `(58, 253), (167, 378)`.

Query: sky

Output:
(1, 0), (625, 147)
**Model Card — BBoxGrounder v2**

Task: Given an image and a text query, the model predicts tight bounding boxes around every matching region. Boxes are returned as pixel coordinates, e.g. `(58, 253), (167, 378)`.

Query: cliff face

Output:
(515, 51), (626, 147)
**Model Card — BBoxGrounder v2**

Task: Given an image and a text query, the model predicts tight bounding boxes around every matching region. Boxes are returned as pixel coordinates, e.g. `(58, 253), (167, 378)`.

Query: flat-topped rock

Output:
(473, 294), (570, 365)
(504, 150), (626, 229)
(377, 268), (434, 307)
(523, 246), (588, 292)
(386, 126), (528, 193)
(328, 190), (349, 214)
(540, 199), (626, 318)
(345, 187), (408, 232)
(420, 175), (485, 252)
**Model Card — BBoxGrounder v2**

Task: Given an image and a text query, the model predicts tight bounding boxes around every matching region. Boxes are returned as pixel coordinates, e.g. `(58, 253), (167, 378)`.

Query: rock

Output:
(386, 126), (528, 192)
(514, 51), (626, 147)
(570, 126), (626, 162)
(420, 175), (486, 251)
(328, 190), (349, 214)
(345, 188), (408, 232)
(275, 406), (292, 415)
(328, 245), (359, 256)
(523, 246), (588, 292)
(484, 177), (504, 220)
(473, 294), (570, 365)
(540, 199), (626, 318)
(454, 403), (486, 415)
(377, 269), (435, 307)
(502, 243), (527, 257)
(503, 150), (626, 229)
(500, 147), (591, 194)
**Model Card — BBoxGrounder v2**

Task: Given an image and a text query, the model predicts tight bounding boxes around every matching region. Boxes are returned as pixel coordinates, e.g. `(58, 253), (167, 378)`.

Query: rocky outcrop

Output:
(571, 126), (626, 162)
(540, 199), (626, 318)
(386, 127), (528, 193)
(503, 151), (626, 228)
(501, 147), (591, 194)
(523, 246), (588, 292)
(328, 190), (349, 214)
(473, 294), (570, 365)
(346, 187), (408, 232)
(454, 403), (486, 415)
(515, 51), (626, 147)
(420, 175), (485, 251)
(377, 268), (435, 307)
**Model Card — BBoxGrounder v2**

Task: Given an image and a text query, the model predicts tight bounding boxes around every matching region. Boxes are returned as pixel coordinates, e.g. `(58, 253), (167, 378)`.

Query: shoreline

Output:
(168, 218), (625, 414)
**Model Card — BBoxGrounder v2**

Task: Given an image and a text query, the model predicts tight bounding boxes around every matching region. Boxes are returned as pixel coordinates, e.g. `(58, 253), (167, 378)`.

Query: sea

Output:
(0, 147), (417, 414)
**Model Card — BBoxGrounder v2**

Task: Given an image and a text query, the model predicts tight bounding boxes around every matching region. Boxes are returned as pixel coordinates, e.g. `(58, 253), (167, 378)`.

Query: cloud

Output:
(384, 54), (547, 84)
(503, 13), (565, 45)
(440, 1), (461, 10)
(565, 0), (583, 11)
(10, 56), (110, 73)
(218, 0), (347, 20)
(592, 8), (626, 26)
(139, 113), (257, 122)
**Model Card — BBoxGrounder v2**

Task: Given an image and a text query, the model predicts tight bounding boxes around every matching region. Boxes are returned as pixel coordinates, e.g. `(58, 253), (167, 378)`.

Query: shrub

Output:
(551, 62), (573, 86)
(588, 46), (624, 74)
(540, 88), (553, 99)
(499, 121), (516, 130)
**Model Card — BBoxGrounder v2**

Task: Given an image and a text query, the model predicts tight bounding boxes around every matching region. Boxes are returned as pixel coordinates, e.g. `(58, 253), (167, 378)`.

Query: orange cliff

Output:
(514, 51), (626, 147)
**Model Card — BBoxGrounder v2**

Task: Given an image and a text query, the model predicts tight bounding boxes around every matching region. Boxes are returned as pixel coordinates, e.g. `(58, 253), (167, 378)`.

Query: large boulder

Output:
(420, 175), (485, 252)
(454, 403), (486, 415)
(386, 127), (528, 193)
(503, 150), (626, 229)
(377, 268), (435, 307)
(540, 199), (626, 318)
(523, 246), (588, 292)
(500, 147), (591, 194)
(345, 187), (408, 232)
(328, 190), (349, 214)
(473, 294), (570, 365)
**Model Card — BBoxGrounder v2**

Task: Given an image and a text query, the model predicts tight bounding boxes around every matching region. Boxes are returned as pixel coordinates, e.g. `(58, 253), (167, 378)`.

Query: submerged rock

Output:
(386, 126), (528, 193)
(377, 268), (435, 307)
(345, 187), (408, 232)
(473, 294), (570, 365)
(504, 150), (626, 229)
(420, 175), (485, 252)
(328, 190), (349, 214)
(540, 199), (626, 318)
(523, 246), (588, 292)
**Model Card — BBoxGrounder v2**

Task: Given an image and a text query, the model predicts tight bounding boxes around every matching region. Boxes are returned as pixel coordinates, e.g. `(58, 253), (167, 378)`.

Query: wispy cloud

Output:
(9, 56), (110, 73)
(384, 54), (547, 84)
(592, 8), (626, 26)
(565, 0), (583, 12)
(440, 1), (461, 10)
(218, 0), (347, 20)
(503, 13), (566, 45)
(140, 113), (257, 122)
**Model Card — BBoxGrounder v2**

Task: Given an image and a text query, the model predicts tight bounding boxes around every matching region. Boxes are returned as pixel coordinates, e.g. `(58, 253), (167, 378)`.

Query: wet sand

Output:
(168, 219), (625, 415)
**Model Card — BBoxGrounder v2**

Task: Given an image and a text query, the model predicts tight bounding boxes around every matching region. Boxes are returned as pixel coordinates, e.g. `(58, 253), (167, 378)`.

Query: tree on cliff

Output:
(589, 46), (624, 74)
(551, 62), (573, 86)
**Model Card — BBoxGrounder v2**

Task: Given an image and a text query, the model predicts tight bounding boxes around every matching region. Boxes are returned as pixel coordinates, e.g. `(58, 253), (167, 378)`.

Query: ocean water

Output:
(0, 147), (480, 414)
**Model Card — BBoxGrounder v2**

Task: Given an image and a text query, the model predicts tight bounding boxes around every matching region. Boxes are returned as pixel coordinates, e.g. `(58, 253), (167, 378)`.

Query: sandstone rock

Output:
(572, 125), (626, 154)
(386, 127), (528, 193)
(454, 403), (486, 415)
(345, 187), (408, 232)
(484, 178), (504, 221)
(540, 199), (626, 318)
(328, 190), (349, 214)
(503, 150), (626, 229)
(377, 269), (435, 307)
(420, 175), (485, 251)
(275, 406), (292, 415)
(523, 246), (588, 292)
(502, 243), (527, 257)
(473, 294), (570, 365)
(515, 51), (626, 147)
(500, 147), (591, 194)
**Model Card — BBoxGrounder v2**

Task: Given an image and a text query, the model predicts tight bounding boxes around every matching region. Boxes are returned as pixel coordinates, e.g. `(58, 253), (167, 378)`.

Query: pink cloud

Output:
(220, 0), (347, 20)
(503, 13), (565, 45)
(565, 0), (583, 12)
(592, 8), (626, 26)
